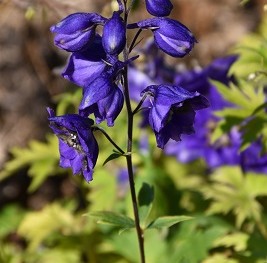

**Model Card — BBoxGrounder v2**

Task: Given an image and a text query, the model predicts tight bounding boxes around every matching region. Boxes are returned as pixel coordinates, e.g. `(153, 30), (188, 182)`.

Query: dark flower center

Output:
(60, 131), (83, 152)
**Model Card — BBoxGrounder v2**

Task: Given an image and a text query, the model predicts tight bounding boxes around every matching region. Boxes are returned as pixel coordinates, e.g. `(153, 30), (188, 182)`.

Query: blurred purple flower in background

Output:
(163, 55), (267, 174)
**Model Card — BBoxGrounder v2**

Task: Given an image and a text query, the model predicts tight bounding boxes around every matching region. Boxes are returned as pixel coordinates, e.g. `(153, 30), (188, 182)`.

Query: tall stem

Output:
(122, 2), (146, 262)
(123, 67), (146, 263)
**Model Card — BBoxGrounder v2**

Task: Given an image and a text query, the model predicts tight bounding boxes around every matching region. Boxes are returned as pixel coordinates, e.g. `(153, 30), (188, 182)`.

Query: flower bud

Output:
(145, 0), (173, 17)
(128, 18), (197, 58)
(102, 12), (126, 55)
(50, 12), (106, 52)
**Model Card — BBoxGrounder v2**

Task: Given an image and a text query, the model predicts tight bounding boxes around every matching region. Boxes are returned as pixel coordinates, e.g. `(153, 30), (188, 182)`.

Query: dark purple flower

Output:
(128, 67), (155, 103)
(145, 0), (173, 17)
(62, 35), (107, 87)
(142, 84), (209, 148)
(128, 18), (196, 57)
(174, 55), (238, 95)
(206, 55), (238, 83)
(47, 108), (99, 182)
(164, 109), (210, 162)
(50, 13), (106, 52)
(79, 72), (124, 126)
(102, 11), (126, 55)
(174, 68), (211, 94)
(241, 142), (267, 174)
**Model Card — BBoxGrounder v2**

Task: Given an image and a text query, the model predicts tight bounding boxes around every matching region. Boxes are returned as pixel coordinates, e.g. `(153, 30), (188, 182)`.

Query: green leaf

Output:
(210, 79), (267, 150)
(170, 216), (230, 263)
(0, 135), (60, 192)
(147, 215), (192, 229)
(18, 203), (75, 251)
(103, 151), (123, 166)
(88, 211), (135, 229)
(0, 205), (25, 238)
(239, 116), (266, 151)
(203, 254), (239, 263)
(36, 249), (80, 263)
(211, 80), (264, 112)
(213, 232), (249, 252)
(86, 167), (117, 211)
(137, 182), (154, 228)
(202, 167), (267, 228)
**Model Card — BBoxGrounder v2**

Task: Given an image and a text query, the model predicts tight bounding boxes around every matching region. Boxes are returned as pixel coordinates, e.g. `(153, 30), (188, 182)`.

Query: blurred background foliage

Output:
(1, 0), (267, 262)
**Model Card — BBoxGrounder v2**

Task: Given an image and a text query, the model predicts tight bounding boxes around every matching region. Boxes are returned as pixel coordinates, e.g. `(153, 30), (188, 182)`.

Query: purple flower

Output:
(79, 72), (124, 126)
(128, 66), (155, 103)
(128, 18), (196, 57)
(145, 0), (173, 17)
(62, 35), (107, 87)
(117, 168), (129, 197)
(142, 84), (209, 148)
(174, 55), (238, 95)
(241, 142), (267, 174)
(47, 108), (99, 182)
(102, 11), (126, 55)
(50, 13), (106, 52)
(206, 55), (238, 83)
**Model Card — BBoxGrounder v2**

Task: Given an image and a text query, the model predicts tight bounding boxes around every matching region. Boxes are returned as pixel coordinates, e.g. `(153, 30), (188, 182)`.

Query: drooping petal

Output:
(82, 162), (94, 182)
(142, 84), (209, 148)
(62, 34), (107, 87)
(47, 111), (99, 181)
(155, 104), (196, 148)
(142, 84), (209, 132)
(96, 85), (124, 126)
(79, 73), (113, 111)
(70, 153), (84, 174)
(59, 140), (77, 160)
(149, 104), (171, 132)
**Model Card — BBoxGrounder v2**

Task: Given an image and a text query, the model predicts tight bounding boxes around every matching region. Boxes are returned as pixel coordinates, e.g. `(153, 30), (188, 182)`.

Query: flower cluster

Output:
(48, 0), (209, 181)
(164, 56), (267, 174)
(127, 41), (267, 174)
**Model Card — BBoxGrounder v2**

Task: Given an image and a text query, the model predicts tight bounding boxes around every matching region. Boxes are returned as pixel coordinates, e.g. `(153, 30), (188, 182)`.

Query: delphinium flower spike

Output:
(49, 1), (208, 262)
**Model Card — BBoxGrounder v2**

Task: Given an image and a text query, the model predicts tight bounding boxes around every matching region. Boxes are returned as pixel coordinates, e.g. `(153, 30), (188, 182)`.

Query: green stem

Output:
(94, 126), (125, 154)
(122, 2), (146, 262)
(123, 67), (146, 263)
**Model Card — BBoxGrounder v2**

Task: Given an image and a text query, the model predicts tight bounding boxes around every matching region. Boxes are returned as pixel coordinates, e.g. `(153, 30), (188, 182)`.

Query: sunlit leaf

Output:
(147, 215), (192, 229)
(203, 166), (267, 228)
(213, 232), (249, 252)
(0, 135), (60, 192)
(88, 211), (135, 229)
(18, 203), (75, 251)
